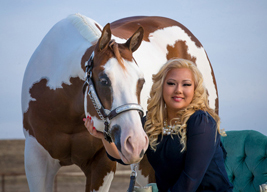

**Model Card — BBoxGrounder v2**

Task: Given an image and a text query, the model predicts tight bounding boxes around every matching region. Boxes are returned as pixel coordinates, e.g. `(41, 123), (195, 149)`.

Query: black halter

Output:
(83, 51), (144, 143)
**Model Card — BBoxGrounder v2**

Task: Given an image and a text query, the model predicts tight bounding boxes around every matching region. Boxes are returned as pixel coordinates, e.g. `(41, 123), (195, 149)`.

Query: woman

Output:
(84, 59), (233, 192)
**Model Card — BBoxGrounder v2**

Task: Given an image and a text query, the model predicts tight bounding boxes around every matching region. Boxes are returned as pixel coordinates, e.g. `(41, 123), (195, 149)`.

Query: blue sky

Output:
(1, 0), (267, 139)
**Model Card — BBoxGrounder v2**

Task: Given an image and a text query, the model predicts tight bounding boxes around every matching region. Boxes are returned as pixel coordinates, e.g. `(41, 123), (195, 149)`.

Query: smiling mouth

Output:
(172, 97), (183, 102)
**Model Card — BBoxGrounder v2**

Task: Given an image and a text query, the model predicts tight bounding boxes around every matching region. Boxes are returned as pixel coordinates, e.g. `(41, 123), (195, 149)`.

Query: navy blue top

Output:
(107, 110), (233, 192)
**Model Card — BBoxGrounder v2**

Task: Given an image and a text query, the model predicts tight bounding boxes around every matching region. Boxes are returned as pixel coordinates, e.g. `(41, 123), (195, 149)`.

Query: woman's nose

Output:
(175, 84), (182, 94)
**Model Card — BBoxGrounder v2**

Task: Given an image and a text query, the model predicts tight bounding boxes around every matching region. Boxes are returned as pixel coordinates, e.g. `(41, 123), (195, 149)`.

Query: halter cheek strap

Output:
(83, 51), (144, 143)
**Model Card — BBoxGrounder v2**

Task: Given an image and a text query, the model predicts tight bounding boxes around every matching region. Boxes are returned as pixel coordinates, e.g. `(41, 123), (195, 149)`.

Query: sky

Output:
(0, 0), (267, 139)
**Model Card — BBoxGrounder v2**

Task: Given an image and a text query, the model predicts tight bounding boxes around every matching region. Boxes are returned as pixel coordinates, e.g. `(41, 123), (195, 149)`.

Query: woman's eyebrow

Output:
(166, 78), (176, 81)
(183, 79), (192, 82)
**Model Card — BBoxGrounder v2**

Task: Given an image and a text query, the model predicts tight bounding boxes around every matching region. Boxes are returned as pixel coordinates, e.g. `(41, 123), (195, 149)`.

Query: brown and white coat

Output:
(22, 13), (218, 192)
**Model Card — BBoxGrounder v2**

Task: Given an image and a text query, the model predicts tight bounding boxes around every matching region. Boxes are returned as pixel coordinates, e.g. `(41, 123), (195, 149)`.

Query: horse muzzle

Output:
(110, 124), (149, 164)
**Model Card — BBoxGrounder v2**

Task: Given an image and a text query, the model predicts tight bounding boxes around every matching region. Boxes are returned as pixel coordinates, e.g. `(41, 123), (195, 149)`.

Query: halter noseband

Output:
(83, 51), (144, 143)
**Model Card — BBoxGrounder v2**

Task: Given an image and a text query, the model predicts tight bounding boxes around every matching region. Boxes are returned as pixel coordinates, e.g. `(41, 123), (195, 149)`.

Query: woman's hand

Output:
(83, 116), (104, 139)
(83, 116), (121, 159)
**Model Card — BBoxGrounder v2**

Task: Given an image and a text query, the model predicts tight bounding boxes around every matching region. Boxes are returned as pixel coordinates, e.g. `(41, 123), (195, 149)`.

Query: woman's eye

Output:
(167, 82), (175, 85)
(183, 83), (192, 86)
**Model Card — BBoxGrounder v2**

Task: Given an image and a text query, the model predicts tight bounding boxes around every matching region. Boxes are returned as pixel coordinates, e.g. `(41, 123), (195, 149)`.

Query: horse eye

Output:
(100, 77), (110, 86)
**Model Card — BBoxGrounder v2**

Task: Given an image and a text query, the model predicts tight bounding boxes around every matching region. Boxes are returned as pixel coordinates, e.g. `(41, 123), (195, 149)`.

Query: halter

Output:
(83, 51), (144, 143)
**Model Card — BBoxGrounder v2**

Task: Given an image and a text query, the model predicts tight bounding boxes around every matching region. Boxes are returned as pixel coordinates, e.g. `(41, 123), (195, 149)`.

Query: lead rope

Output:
(127, 163), (138, 192)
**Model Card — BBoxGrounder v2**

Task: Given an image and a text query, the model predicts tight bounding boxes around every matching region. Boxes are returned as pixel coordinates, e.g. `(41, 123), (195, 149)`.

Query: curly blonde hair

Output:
(144, 58), (221, 152)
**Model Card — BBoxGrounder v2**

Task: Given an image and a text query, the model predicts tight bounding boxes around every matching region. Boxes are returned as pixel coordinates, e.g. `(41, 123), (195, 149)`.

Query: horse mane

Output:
(68, 14), (125, 70)
(109, 40), (125, 70)
(67, 13), (102, 44)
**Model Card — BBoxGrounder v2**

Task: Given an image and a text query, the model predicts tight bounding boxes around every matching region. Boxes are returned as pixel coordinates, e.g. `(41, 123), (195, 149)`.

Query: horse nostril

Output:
(139, 149), (144, 158)
(110, 124), (122, 153)
(139, 135), (148, 158)
(126, 136), (134, 153)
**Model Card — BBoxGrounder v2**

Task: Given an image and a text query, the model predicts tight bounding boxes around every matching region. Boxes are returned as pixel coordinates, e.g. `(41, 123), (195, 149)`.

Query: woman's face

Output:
(163, 68), (195, 117)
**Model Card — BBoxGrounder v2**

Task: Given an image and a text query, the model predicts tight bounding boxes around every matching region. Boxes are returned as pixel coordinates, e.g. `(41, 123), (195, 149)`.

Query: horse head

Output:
(84, 23), (148, 164)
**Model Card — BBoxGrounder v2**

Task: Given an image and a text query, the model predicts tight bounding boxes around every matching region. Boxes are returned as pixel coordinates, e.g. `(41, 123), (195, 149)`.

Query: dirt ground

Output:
(1, 174), (130, 192)
(0, 139), (132, 192)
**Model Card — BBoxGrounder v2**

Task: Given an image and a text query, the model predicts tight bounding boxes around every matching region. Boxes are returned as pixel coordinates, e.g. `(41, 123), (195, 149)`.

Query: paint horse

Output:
(22, 13), (218, 192)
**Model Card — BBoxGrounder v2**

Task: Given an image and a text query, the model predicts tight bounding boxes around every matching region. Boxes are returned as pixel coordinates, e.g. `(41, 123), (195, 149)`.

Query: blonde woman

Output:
(84, 59), (233, 192)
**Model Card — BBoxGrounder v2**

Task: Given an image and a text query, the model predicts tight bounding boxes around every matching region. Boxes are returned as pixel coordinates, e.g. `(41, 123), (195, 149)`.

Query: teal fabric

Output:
(146, 183), (159, 192)
(221, 130), (267, 192)
(148, 130), (267, 192)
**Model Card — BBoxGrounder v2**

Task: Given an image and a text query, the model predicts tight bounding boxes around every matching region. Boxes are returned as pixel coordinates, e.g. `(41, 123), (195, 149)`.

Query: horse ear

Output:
(98, 23), (111, 51)
(126, 27), (144, 53)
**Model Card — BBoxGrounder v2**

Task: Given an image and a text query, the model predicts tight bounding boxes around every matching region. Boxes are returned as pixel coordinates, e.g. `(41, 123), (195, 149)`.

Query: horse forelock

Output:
(108, 35), (143, 69)
(108, 40), (126, 70)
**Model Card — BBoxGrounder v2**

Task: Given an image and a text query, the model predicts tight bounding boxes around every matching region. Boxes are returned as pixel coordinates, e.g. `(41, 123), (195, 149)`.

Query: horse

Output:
(21, 13), (218, 192)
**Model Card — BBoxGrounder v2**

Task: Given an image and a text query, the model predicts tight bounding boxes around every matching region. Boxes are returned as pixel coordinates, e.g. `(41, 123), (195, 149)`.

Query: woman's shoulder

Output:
(188, 110), (215, 121)
(187, 110), (216, 136)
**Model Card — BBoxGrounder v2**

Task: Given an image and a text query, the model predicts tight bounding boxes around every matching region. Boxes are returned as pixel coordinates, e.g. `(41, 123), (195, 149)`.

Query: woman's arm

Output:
(83, 116), (121, 159)
(171, 112), (217, 191)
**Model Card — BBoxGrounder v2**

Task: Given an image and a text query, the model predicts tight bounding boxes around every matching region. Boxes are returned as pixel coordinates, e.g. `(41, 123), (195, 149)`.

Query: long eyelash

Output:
(184, 84), (192, 86)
